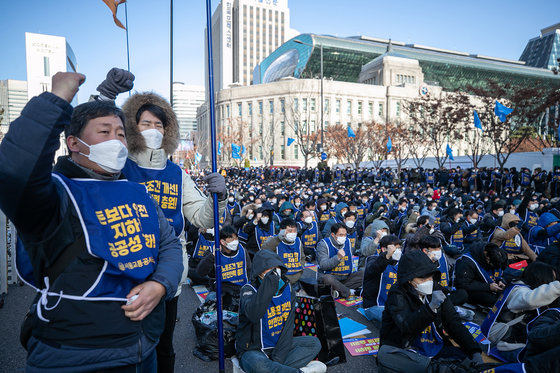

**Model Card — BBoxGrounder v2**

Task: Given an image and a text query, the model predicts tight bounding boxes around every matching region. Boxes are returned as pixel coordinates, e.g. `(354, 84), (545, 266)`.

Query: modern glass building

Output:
(520, 23), (560, 70)
(253, 33), (560, 91)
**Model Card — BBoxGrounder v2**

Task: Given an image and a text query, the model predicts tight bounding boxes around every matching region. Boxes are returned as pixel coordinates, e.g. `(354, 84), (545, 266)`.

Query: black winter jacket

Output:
(362, 253), (398, 308)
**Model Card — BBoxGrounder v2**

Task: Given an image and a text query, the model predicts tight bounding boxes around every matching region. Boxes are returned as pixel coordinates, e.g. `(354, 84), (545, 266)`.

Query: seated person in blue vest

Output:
(236, 250), (327, 373)
(440, 207), (476, 257)
(462, 209), (483, 252)
(119, 85), (226, 372)
(317, 223), (364, 299)
(297, 210), (321, 261)
(361, 235), (402, 329)
(376, 250), (484, 373)
(522, 298), (560, 371)
(481, 261), (560, 363)
(528, 212), (560, 255)
(242, 204), (276, 259)
(481, 201), (506, 238)
(490, 213), (538, 262)
(454, 242), (509, 307)
(226, 193), (241, 220)
(196, 225), (252, 311)
(262, 219), (305, 285)
(342, 211), (359, 253)
(321, 202), (348, 238)
(0, 72), (184, 372)
(188, 227), (216, 285)
(234, 202), (258, 246)
(360, 219), (390, 259)
(274, 200), (297, 228)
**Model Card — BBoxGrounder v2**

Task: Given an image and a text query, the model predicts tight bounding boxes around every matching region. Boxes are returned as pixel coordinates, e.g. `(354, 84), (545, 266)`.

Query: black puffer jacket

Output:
(380, 250), (481, 356)
(454, 241), (499, 294)
(235, 250), (295, 361)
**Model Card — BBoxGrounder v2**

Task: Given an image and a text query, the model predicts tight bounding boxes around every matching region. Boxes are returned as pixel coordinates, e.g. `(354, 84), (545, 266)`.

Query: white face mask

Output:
(228, 197), (235, 203)
(529, 204), (538, 211)
(497, 210), (504, 217)
(285, 232), (297, 243)
(335, 236), (346, 245)
(379, 231), (388, 238)
(226, 240), (239, 251)
(78, 138), (128, 173)
(304, 216), (313, 224)
(431, 249), (442, 261)
(345, 220), (356, 229)
(415, 279), (433, 295)
(256, 204), (262, 209)
(261, 216), (269, 224)
(247, 213), (254, 220)
(468, 218), (477, 225)
(429, 227), (435, 234)
(271, 199), (277, 204)
(206, 228), (215, 235)
(141, 128), (163, 149)
(391, 248), (402, 261)
(510, 209), (516, 215)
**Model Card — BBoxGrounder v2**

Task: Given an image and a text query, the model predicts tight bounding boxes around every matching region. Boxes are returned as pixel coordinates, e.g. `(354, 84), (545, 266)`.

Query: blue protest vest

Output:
(276, 238), (303, 275)
(524, 211), (538, 230)
(256, 223), (274, 249)
(436, 253), (450, 288)
(434, 213), (441, 228)
(376, 262), (398, 306)
(220, 244), (248, 285)
(52, 173), (160, 298)
(426, 171), (435, 184)
(412, 318), (444, 357)
(319, 212), (331, 223)
(122, 159), (184, 237)
(356, 205), (366, 220)
(348, 230), (357, 251)
(481, 284), (529, 340)
(482, 363), (526, 373)
(259, 283), (292, 349)
(450, 228), (464, 248)
(299, 221), (319, 251)
(494, 226), (523, 255)
(321, 237), (352, 276)
(518, 308), (560, 362)
(520, 173), (531, 187)
(227, 201), (240, 217)
(238, 227), (249, 244)
(458, 252), (502, 284)
(464, 222), (479, 242)
(193, 233), (215, 259)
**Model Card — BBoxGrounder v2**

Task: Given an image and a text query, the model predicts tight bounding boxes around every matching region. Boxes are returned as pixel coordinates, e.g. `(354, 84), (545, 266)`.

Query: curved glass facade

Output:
(254, 33), (560, 91)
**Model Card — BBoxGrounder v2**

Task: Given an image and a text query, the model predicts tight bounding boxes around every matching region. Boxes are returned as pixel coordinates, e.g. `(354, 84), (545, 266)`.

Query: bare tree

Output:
(284, 95), (320, 168)
(325, 122), (369, 169)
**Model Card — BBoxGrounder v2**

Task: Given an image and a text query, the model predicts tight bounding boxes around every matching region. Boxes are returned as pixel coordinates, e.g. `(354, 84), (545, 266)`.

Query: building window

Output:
(43, 56), (50, 76)
(248, 102), (253, 116)
(259, 101), (263, 115)
(226, 104), (230, 118)
(336, 99), (341, 113)
(368, 102), (373, 117)
(293, 98), (299, 112)
(237, 103), (242, 117)
(379, 102), (384, 117)
(311, 98), (316, 111)
(281, 145), (285, 160)
(303, 98), (308, 113)
(259, 121), (263, 135)
(269, 100), (274, 114)
(347, 100), (352, 115)
(302, 120), (307, 134)
(280, 98), (285, 113)
(280, 121), (285, 136)
(325, 98), (329, 113)
(358, 101), (362, 115)
(396, 101), (401, 117)
(294, 144), (298, 159)
(259, 145), (263, 159)
(325, 120), (329, 127)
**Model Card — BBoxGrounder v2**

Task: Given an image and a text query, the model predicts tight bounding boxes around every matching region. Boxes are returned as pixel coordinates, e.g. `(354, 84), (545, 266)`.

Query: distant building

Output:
(0, 80), (28, 133)
(172, 82), (205, 138)
(204, 0), (297, 91)
(520, 23), (560, 70)
(25, 32), (77, 103)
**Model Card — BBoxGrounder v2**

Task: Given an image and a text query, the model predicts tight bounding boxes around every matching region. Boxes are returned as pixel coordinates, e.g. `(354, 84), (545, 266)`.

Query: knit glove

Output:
(203, 172), (227, 201)
(470, 352), (484, 366)
(428, 290), (446, 312)
(96, 68), (135, 100)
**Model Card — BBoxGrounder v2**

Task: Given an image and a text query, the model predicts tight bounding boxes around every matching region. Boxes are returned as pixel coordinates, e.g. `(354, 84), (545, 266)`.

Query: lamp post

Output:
(294, 39), (324, 153)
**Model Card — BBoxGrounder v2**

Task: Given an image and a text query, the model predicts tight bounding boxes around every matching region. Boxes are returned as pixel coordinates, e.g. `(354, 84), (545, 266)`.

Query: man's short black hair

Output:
(136, 103), (168, 128)
(344, 211), (357, 220)
(417, 215), (430, 227)
(331, 222), (347, 235)
(280, 218), (297, 230)
(219, 225), (237, 240)
(65, 100), (125, 139)
(484, 243), (508, 270)
(419, 235), (441, 250)
(379, 234), (402, 249)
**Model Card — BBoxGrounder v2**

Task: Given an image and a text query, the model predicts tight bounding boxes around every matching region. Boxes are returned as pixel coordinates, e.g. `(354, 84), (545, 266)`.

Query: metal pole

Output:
(170, 0), (174, 106)
(205, 1), (225, 372)
(320, 44), (324, 152)
(124, 1), (131, 96)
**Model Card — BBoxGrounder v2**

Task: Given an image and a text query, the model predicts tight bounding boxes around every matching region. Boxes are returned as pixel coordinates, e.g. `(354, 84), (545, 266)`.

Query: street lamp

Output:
(294, 39), (324, 153)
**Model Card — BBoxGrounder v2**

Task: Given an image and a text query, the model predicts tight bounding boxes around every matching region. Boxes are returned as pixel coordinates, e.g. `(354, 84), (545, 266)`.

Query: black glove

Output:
(203, 172), (227, 200)
(96, 68), (135, 100)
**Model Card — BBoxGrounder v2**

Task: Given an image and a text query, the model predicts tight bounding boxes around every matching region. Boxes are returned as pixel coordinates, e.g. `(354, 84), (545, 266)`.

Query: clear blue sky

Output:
(1, 0), (558, 104)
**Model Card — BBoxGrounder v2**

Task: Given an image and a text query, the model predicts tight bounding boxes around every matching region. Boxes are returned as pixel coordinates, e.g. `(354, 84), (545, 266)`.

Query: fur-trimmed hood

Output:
(121, 92), (180, 156)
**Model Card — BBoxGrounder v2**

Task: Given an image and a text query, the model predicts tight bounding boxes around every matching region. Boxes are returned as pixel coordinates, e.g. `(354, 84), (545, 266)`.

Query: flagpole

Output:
(124, 1), (131, 96)
(205, 1), (225, 372)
